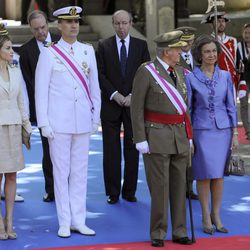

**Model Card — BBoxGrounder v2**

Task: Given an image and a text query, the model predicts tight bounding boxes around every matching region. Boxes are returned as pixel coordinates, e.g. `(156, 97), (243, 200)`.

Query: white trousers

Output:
(48, 132), (90, 227)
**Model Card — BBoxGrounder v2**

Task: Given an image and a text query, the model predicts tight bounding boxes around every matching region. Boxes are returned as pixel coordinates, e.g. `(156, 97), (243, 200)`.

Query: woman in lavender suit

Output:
(185, 35), (238, 235)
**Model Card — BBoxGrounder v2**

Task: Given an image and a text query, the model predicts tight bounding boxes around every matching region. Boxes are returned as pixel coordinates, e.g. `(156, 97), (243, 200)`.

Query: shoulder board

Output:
(81, 41), (93, 47)
(142, 61), (151, 67)
(45, 41), (57, 47)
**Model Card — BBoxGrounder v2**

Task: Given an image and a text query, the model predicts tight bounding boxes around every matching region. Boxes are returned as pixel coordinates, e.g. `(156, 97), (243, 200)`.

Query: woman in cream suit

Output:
(0, 24), (31, 240)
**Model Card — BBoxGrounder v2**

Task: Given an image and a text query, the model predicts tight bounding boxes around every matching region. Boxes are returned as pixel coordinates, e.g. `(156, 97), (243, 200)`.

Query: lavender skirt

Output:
(192, 125), (232, 180)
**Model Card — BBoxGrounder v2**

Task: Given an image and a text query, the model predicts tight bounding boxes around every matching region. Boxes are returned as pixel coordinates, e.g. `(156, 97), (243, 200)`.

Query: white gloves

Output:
(189, 139), (194, 155)
(136, 141), (149, 154)
(238, 90), (247, 99)
(41, 126), (54, 139)
(92, 123), (99, 133)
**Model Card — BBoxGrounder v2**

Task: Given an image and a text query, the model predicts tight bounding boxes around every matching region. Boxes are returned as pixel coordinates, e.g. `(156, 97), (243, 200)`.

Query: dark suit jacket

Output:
(19, 33), (60, 122)
(96, 35), (150, 121)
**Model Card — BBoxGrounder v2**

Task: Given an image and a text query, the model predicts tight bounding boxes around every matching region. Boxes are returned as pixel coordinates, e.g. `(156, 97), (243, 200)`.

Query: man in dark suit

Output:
(176, 26), (198, 200)
(19, 10), (60, 202)
(130, 30), (192, 247)
(96, 9), (150, 204)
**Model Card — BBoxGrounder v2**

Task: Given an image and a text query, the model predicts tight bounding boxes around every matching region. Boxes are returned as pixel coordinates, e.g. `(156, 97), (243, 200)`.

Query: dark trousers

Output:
(21, 0), (49, 24)
(102, 108), (139, 197)
(39, 128), (54, 195)
(240, 81), (250, 133)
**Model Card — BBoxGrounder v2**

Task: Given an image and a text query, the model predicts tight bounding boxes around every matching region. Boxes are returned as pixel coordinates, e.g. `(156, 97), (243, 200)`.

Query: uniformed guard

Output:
(130, 31), (193, 247)
(201, 11), (247, 97)
(176, 26), (197, 72)
(35, 6), (101, 238)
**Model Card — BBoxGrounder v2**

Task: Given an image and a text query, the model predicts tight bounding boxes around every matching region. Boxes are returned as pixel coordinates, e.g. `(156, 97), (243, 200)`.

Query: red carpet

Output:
(238, 127), (249, 144)
(33, 236), (250, 250)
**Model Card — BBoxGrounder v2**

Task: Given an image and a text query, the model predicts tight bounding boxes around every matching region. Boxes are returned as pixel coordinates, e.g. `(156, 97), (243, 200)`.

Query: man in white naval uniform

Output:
(35, 6), (101, 238)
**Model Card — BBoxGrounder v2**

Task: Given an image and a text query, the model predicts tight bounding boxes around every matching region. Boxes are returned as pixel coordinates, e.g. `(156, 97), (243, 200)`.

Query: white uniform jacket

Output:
(35, 38), (101, 134)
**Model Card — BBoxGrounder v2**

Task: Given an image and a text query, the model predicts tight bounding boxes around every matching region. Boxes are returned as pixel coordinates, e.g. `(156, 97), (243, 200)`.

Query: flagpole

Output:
(214, 0), (218, 40)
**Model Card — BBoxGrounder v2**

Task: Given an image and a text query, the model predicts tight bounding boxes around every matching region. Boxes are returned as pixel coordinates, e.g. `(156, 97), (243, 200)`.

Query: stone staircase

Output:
(7, 22), (99, 49)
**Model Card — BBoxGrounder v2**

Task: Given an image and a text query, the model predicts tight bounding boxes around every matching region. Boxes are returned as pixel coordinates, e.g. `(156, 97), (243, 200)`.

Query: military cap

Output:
(53, 6), (82, 19)
(153, 30), (187, 48)
(175, 26), (196, 41)
(201, 11), (230, 24)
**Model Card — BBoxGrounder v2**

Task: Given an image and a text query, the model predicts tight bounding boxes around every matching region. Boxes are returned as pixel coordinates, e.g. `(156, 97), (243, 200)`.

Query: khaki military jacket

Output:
(131, 58), (189, 154)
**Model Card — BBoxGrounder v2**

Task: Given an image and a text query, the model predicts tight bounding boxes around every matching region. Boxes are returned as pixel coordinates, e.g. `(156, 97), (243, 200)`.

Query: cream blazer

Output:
(0, 66), (31, 132)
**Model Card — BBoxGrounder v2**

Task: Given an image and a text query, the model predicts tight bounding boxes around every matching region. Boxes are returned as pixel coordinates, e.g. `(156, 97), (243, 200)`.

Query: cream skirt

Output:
(0, 124), (25, 173)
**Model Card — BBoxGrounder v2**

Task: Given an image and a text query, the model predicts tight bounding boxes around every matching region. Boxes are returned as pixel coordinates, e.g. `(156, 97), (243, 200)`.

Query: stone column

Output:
(5, 0), (22, 20)
(145, 0), (175, 55)
(0, 1), (5, 19)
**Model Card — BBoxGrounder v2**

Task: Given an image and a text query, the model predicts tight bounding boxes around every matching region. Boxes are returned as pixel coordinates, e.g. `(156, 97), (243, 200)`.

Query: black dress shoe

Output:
(107, 196), (119, 204)
(151, 239), (164, 247)
(122, 195), (137, 202)
(186, 191), (199, 200)
(173, 237), (192, 245)
(43, 193), (54, 202)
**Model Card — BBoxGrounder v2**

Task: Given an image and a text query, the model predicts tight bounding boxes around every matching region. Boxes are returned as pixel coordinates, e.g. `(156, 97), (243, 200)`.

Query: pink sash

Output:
(145, 63), (187, 114)
(49, 44), (94, 112)
(145, 63), (192, 139)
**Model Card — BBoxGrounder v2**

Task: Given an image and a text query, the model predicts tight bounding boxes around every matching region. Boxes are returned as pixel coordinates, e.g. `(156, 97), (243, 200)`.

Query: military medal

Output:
(82, 62), (90, 75)
(70, 46), (74, 56)
(185, 54), (191, 65)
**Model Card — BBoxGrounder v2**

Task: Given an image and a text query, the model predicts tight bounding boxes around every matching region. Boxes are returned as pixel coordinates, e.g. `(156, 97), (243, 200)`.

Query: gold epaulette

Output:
(44, 41), (58, 47)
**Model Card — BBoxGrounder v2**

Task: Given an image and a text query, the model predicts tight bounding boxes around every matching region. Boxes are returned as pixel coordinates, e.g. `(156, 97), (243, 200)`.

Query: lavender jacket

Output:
(185, 65), (237, 129)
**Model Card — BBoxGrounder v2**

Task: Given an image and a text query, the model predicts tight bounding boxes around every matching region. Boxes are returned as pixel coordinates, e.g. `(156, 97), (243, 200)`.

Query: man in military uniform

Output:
(131, 30), (192, 247)
(202, 11), (247, 97)
(176, 26), (199, 200)
(176, 26), (197, 72)
(35, 6), (101, 238)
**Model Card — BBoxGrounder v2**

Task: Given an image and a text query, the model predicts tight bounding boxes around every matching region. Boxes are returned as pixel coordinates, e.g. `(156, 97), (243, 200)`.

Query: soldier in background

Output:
(201, 11), (247, 98)
(176, 26), (199, 200)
